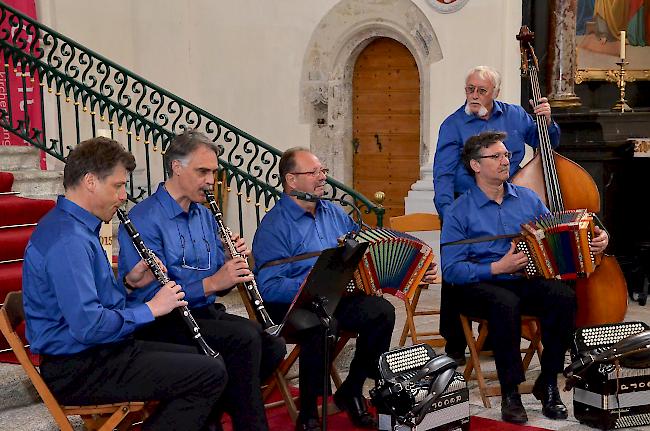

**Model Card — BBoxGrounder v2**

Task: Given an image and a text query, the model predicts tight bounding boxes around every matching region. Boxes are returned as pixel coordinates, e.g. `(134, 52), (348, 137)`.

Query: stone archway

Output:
(299, 0), (441, 190)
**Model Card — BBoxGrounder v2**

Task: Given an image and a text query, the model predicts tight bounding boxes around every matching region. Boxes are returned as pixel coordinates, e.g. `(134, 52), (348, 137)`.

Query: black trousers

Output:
(452, 278), (576, 389)
(41, 339), (227, 431)
(440, 279), (468, 354)
(267, 295), (395, 420)
(134, 303), (286, 431)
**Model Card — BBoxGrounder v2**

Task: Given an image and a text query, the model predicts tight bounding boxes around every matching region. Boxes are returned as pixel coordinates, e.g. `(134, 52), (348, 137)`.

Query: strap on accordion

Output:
(259, 251), (322, 269)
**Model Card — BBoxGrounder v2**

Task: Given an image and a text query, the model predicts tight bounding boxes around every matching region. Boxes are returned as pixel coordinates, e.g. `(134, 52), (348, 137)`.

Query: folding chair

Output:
(389, 213), (445, 347)
(237, 285), (357, 423)
(0, 291), (149, 431)
(460, 314), (543, 408)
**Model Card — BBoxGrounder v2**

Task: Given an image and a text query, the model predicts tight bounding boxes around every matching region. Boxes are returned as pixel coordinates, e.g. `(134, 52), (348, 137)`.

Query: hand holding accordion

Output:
(513, 209), (601, 280)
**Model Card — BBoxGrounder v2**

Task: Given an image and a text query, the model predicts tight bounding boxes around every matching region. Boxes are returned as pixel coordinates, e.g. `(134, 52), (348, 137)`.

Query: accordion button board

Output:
(571, 321), (650, 430)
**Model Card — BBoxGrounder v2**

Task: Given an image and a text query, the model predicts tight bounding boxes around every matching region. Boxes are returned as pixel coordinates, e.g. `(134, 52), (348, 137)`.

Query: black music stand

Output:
(278, 240), (368, 431)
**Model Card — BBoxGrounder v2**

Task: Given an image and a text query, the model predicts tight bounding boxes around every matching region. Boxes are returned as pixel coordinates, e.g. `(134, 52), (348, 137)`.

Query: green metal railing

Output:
(0, 2), (384, 232)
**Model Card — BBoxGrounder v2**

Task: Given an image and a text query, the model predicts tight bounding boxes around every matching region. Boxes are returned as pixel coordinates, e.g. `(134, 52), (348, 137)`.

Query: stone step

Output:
(9, 170), (62, 201)
(0, 146), (42, 171)
(0, 363), (39, 409)
(0, 362), (84, 430)
(0, 403), (84, 431)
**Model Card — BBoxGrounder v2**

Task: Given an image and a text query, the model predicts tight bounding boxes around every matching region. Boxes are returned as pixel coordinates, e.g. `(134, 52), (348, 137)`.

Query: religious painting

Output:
(576, 0), (650, 81)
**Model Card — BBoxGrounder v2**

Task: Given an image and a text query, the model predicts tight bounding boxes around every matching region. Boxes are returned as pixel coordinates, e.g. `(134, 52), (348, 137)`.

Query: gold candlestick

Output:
(611, 60), (633, 112)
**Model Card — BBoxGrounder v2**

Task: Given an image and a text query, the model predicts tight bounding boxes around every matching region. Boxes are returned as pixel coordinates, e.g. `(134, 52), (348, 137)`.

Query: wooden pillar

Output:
(547, 0), (582, 108)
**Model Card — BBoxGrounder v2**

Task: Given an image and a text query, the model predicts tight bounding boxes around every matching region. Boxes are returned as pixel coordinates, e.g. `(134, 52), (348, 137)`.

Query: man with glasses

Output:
(433, 65), (561, 366)
(118, 129), (286, 431)
(252, 147), (437, 431)
(441, 131), (608, 424)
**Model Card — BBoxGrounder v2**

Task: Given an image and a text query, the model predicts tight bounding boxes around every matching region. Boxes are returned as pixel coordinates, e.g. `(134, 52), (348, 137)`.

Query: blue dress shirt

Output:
(22, 197), (154, 355)
(252, 194), (357, 303)
(440, 182), (549, 285)
(118, 184), (224, 309)
(433, 101), (560, 218)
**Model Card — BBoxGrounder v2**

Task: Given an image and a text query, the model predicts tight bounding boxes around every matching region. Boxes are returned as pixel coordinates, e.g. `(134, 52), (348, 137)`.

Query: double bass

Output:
(511, 26), (627, 327)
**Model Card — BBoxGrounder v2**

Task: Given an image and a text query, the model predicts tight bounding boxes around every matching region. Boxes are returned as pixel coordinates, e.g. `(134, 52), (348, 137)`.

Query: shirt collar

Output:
(56, 195), (102, 235)
(153, 182), (201, 219)
(280, 193), (323, 221)
(469, 181), (519, 208)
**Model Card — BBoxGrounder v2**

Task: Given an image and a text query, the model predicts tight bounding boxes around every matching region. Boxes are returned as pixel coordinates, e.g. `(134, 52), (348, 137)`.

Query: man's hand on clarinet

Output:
(590, 225), (609, 255)
(125, 257), (167, 288)
(226, 233), (250, 259)
(147, 281), (187, 317)
(205, 257), (254, 294)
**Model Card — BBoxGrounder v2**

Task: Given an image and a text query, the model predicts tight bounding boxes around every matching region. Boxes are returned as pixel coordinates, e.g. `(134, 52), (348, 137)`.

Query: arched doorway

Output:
(353, 38), (420, 225)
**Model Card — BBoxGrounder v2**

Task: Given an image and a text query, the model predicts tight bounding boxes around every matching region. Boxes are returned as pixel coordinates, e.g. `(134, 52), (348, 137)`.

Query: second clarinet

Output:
(203, 190), (280, 335)
(116, 208), (220, 358)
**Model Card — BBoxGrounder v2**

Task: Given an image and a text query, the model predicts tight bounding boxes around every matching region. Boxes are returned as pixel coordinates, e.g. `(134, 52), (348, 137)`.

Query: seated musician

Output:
(23, 137), (227, 430)
(252, 147), (438, 431)
(440, 131), (609, 424)
(118, 129), (286, 431)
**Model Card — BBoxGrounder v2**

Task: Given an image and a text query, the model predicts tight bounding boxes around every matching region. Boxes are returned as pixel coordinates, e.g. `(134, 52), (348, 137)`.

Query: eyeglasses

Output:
(477, 151), (512, 161)
(180, 234), (212, 271)
(290, 168), (330, 177)
(465, 85), (490, 96)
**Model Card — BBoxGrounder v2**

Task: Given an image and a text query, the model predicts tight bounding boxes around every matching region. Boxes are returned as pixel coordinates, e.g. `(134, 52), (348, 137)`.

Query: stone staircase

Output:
(0, 146), (62, 201)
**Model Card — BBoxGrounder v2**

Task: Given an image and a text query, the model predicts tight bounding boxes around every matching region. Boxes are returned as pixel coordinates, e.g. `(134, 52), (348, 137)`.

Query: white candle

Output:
(620, 30), (626, 60)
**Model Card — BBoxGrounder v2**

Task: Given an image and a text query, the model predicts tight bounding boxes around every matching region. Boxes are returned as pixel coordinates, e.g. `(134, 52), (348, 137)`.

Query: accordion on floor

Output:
(346, 228), (433, 300)
(514, 209), (600, 280)
(373, 344), (469, 431)
(571, 321), (650, 430)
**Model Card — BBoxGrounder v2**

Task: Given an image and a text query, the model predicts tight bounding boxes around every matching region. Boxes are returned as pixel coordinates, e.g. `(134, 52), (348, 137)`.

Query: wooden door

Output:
(353, 38), (420, 227)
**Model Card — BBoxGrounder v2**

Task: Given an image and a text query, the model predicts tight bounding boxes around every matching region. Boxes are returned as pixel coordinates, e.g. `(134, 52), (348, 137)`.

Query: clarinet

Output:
(203, 190), (281, 335)
(116, 209), (220, 358)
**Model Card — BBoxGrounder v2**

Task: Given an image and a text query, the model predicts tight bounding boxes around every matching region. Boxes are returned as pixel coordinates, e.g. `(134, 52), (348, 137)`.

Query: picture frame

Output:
(575, 0), (650, 83)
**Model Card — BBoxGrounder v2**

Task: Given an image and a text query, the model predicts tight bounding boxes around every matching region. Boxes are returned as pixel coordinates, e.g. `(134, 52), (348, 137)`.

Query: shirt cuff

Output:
(476, 263), (493, 281)
(131, 303), (155, 325)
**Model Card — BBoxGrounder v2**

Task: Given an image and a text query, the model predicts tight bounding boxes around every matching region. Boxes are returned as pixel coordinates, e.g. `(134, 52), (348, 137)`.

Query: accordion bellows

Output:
(349, 228), (433, 300)
(514, 209), (600, 280)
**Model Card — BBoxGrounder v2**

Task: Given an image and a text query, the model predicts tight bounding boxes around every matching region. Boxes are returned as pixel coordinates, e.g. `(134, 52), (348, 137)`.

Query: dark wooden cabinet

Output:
(554, 111), (650, 259)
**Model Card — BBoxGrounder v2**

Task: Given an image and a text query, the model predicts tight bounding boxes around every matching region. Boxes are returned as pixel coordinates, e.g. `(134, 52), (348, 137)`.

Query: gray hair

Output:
(465, 65), (501, 97)
(163, 129), (220, 176)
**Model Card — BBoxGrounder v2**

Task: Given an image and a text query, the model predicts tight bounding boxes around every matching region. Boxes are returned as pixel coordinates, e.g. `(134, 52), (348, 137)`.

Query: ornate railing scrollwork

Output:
(0, 2), (384, 232)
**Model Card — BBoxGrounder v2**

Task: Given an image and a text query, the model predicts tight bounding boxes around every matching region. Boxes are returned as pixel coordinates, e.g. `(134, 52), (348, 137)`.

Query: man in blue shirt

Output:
(118, 130), (286, 431)
(433, 65), (560, 364)
(441, 131), (609, 424)
(23, 137), (227, 430)
(253, 147), (437, 431)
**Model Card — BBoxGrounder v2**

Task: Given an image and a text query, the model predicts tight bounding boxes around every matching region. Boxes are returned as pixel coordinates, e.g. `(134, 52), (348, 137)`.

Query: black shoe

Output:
(333, 392), (377, 429)
(295, 417), (320, 431)
(532, 377), (568, 420)
(501, 391), (528, 424)
(446, 350), (466, 366)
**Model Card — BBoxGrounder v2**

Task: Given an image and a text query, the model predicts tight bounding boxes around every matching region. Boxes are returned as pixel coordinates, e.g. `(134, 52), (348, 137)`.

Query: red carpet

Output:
(221, 388), (551, 431)
(470, 416), (551, 431)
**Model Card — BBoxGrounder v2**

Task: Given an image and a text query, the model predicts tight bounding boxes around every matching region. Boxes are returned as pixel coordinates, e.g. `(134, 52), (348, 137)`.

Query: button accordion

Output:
(346, 228), (433, 300)
(373, 344), (470, 431)
(514, 209), (600, 280)
(571, 321), (650, 430)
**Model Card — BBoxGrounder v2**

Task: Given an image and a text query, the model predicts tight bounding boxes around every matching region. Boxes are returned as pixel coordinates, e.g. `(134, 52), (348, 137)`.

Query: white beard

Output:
(464, 102), (488, 118)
